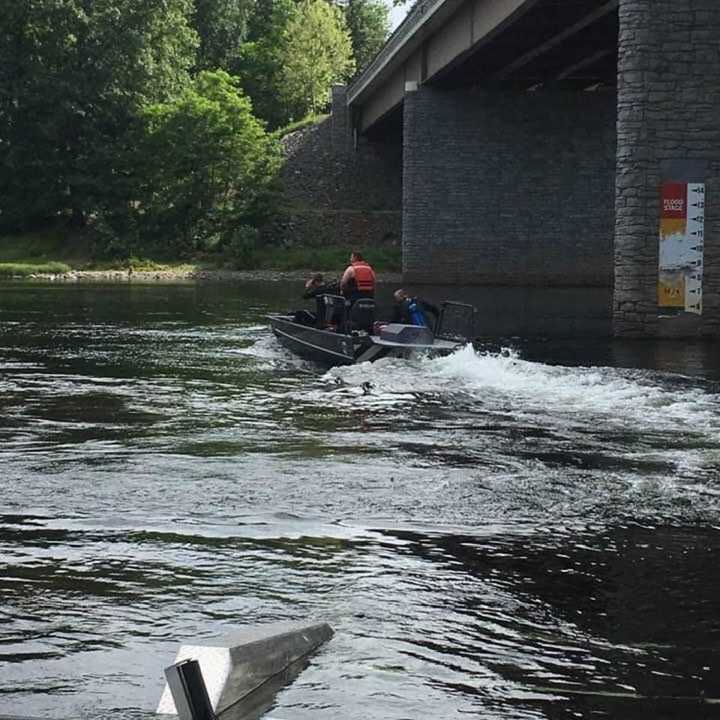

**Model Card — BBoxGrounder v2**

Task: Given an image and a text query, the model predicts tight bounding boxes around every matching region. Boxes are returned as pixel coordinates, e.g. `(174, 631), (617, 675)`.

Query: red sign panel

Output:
(662, 182), (687, 219)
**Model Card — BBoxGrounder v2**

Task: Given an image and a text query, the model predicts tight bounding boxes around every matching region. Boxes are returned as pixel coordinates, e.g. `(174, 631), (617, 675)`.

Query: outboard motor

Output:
(349, 299), (375, 333)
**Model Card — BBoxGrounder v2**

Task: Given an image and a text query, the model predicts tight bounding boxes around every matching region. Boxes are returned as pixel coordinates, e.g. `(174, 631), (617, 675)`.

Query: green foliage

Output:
(0, 0), (198, 232)
(344, 0), (390, 73)
(232, 0), (297, 128)
(193, 0), (253, 71)
(278, 0), (355, 119)
(222, 225), (260, 268)
(0, 262), (72, 277)
(0, 0), (394, 261)
(128, 70), (281, 255)
(239, 243), (401, 271)
(125, 256), (165, 271)
(0, 228), (71, 262)
(0, 226), (402, 272)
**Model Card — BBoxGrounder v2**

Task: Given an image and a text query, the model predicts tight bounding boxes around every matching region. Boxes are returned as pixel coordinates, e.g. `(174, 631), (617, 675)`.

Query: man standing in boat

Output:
(340, 251), (376, 303)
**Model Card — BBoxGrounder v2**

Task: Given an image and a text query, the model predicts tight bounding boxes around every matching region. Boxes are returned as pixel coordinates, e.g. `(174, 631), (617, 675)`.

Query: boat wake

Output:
(233, 332), (313, 371)
(323, 345), (720, 439)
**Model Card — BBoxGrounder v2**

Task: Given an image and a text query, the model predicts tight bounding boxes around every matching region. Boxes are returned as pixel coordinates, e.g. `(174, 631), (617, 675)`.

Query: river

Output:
(1, 280), (720, 719)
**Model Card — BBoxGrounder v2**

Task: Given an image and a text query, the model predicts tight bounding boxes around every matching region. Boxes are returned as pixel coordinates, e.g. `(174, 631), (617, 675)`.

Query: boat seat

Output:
(349, 299), (375, 333)
(321, 294), (349, 332)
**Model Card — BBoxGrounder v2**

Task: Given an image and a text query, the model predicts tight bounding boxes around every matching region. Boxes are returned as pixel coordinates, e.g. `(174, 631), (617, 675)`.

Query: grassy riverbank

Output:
(0, 261), (73, 278)
(0, 228), (401, 277)
(0, 229), (76, 276)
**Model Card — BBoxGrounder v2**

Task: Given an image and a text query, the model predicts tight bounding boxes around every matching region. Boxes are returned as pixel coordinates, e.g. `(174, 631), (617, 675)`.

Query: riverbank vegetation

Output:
(0, 227), (401, 275)
(0, 263), (73, 278)
(0, 0), (391, 269)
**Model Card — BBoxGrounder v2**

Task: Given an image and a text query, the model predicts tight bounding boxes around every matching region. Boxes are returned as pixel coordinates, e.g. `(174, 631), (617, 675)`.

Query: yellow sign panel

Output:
(660, 218), (686, 239)
(658, 271), (685, 308)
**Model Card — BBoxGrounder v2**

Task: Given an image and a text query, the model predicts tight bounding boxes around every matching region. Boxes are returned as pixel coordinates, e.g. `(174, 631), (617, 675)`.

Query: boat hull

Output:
(268, 315), (463, 367)
(269, 315), (358, 365)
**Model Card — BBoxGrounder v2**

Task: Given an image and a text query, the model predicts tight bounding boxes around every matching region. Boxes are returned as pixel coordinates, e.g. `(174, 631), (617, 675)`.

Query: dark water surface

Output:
(1, 281), (720, 720)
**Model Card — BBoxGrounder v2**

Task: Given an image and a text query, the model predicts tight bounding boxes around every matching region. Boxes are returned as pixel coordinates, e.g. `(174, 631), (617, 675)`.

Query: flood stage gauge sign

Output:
(658, 181), (705, 315)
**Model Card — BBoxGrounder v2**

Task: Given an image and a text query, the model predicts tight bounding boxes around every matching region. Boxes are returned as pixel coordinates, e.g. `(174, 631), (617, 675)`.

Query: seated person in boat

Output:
(340, 251), (376, 303)
(392, 289), (439, 329)
(297, 273), (341, 328)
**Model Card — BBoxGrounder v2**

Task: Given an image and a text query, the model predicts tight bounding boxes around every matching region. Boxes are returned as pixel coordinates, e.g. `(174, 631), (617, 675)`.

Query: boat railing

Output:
(435, 301), (476, 342)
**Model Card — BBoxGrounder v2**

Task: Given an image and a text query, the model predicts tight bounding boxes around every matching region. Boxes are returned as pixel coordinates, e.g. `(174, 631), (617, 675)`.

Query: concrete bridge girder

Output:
(351, 0), (620, 133)
(353, 0), (537, 133)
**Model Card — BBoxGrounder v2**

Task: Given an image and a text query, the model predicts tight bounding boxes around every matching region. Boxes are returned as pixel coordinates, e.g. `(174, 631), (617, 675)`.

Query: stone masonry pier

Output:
(402, 87), (616, 286)
(614, 0), (720, 337)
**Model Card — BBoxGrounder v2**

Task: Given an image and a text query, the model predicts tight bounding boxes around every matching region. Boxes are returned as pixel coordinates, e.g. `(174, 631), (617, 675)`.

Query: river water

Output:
(1, 281), (720, 720)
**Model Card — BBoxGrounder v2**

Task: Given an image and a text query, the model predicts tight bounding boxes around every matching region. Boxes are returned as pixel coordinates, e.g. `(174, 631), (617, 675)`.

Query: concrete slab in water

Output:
(156, 621), (333, 717)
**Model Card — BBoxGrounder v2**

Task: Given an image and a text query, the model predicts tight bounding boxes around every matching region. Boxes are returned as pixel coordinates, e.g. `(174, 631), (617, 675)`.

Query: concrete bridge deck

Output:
(349, 0), (620, 133)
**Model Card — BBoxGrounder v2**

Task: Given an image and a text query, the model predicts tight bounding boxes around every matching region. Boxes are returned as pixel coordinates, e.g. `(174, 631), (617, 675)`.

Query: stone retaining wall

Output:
(266, 90), (402, 250)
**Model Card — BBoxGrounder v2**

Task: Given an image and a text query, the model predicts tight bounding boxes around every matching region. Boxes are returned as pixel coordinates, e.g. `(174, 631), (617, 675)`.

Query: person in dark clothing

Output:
(303, 273), (339, 299)
(300, 273), (341, 328)
(392, 289), (439, 329)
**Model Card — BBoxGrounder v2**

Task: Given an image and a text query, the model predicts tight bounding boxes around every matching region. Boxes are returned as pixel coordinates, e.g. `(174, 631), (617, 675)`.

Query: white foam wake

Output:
(327, 345), (720, 437)
(233, 333), (313, 370)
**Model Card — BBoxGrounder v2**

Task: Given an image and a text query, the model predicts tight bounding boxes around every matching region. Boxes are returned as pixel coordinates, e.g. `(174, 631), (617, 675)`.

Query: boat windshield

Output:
(436, 301), (476, 341)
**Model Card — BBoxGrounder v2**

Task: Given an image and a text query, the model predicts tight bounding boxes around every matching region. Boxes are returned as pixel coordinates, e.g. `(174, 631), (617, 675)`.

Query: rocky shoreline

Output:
(19, 268), (403, 284)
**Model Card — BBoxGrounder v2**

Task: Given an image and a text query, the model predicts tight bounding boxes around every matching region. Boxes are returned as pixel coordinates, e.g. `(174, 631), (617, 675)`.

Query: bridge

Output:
(338, 0), (719, 338)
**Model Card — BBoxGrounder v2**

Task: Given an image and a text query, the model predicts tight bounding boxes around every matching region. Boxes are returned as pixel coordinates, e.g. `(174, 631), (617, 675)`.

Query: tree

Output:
(0, 0), (198, 231)
(232, 0), (297, 128)
(278, 0), (355, 120)
(344, 0), (389, 74)
(193, 0), (254, 71)
(130, 70), (281, 254)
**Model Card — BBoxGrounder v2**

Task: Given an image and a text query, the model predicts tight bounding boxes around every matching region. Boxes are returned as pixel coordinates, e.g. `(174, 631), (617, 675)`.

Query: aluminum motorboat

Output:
(268, 296), (475, 366)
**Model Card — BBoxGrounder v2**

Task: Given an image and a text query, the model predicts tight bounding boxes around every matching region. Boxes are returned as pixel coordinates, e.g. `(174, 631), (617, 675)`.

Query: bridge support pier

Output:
(614, 0), (720, 337)
(402, 85), (616, 286)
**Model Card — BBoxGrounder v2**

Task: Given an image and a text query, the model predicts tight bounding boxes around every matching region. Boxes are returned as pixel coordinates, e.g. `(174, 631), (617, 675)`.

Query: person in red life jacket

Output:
(340, 251), (376, 303)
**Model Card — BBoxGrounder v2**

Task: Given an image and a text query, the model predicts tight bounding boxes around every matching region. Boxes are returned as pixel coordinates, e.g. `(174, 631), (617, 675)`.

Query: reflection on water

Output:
(1, 281), (720, 719)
